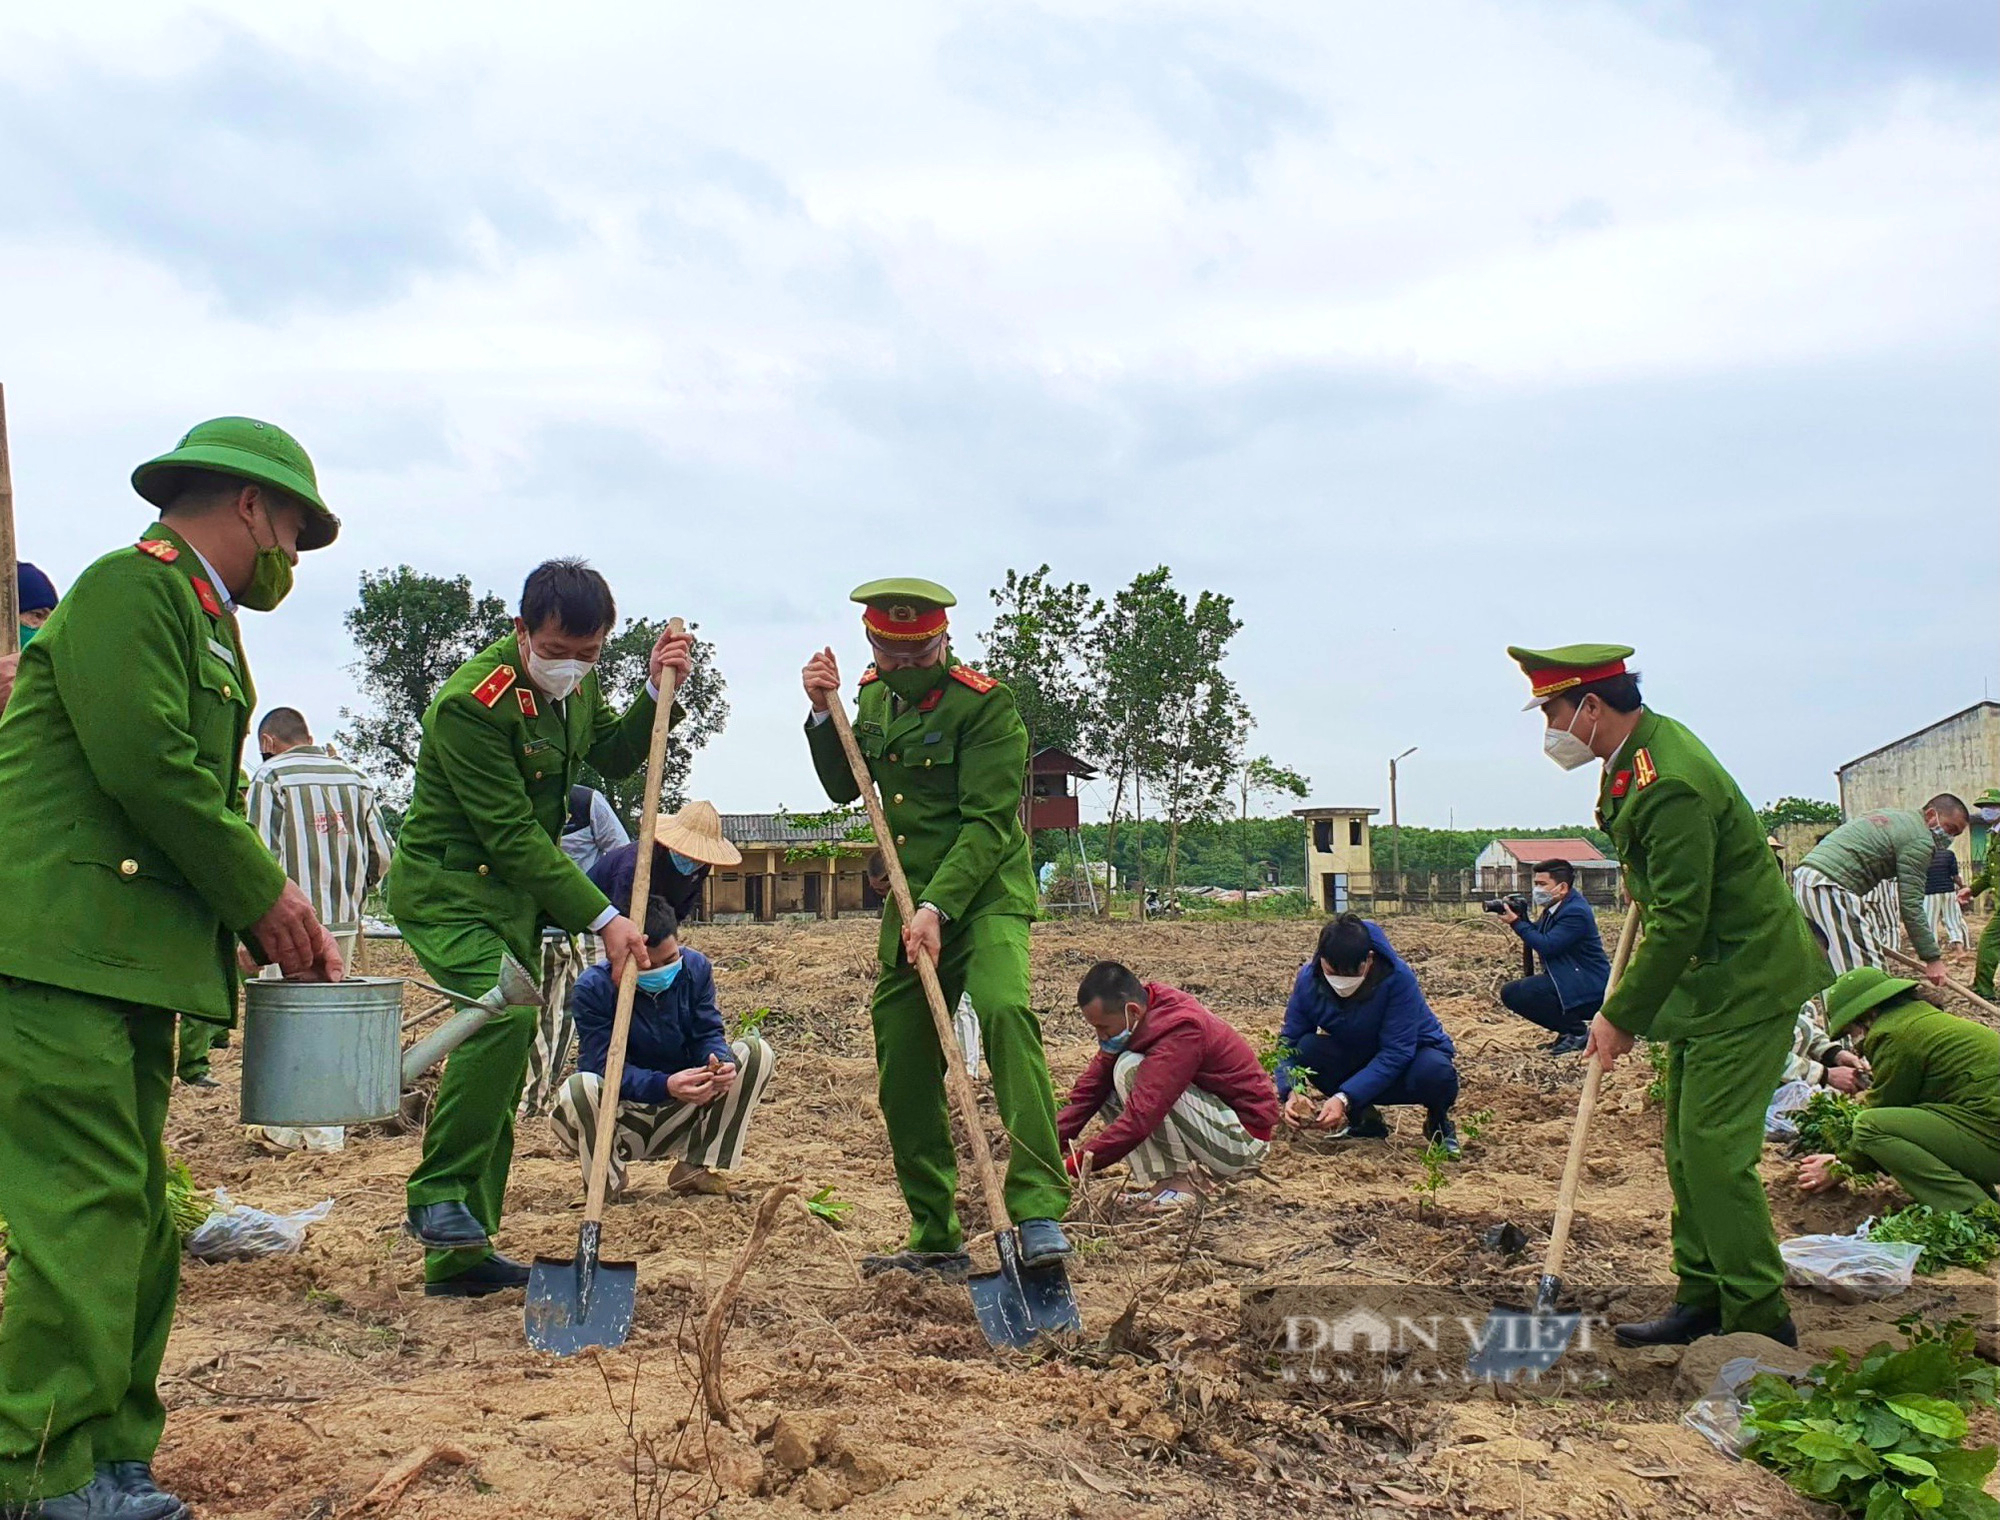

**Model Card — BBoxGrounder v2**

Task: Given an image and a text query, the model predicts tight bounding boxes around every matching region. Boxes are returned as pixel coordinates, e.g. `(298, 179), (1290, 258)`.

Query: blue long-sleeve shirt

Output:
(1275, 920), (1454, 1106)
(1508, 890), (1611, 1011)
(570, 948), (734, 1104)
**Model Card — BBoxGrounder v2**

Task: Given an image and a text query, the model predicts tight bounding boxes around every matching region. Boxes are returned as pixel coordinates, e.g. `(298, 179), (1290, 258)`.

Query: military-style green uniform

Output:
(0, 418), (336, 1505)
(1512, 645), (1830, 1337)
(1966, 789), (2000, 1000)
(1822, 970), (2000, 1213)
(807, 582), (1068, 1252)
(388, 634), (659, 1281)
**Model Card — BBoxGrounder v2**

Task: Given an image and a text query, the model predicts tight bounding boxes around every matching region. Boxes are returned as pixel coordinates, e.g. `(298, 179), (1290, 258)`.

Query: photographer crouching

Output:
(1492, 859), (1610, 1056)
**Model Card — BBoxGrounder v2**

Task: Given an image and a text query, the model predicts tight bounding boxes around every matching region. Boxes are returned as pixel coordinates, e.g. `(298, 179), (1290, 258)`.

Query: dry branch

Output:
(699, 1181), (798, 1426)
(339, 1444), (471, 1516)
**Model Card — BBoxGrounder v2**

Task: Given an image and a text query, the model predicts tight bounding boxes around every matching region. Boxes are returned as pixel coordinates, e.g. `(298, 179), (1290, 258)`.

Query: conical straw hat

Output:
(652, 800), (742, 867)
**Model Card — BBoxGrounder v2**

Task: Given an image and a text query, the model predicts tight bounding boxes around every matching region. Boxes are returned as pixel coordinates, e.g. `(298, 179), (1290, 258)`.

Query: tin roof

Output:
(721, 812), (869, 846)
(1487, 838), (1608, 863)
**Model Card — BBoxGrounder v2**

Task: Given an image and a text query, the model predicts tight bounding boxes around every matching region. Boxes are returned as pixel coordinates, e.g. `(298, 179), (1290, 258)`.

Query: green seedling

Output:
(1412, 1139), (1451, 1214)
(804, 1186), (854, 1229)
(734, 1006), (773, 1040)
(1254, 1031), (1295, 1075)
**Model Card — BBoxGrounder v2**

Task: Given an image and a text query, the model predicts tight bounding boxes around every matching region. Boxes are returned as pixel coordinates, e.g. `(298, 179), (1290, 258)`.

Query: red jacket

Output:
(1057, 983), (1279, 1167)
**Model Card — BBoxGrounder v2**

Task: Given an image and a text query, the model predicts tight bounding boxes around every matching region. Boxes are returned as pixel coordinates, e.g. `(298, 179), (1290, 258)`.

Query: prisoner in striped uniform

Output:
(1791, 799), (1968, 983)
(1058, 963), (1278, 1208)
(549, 901), (774, 1196)
(1924, 842), (1970, 951)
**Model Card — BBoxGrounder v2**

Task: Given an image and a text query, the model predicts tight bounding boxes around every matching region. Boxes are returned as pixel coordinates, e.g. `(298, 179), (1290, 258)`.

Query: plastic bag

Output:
(184, 1189), (333, 1262)
(1764, 1079), (1815, 1140)
(1778, 1230), (1922, 1301)
(246, 1124), (345, 1153)
(1684, 1355), (1801, 1457)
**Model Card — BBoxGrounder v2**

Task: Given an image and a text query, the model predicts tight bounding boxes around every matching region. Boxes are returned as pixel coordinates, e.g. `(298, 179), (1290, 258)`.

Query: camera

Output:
(1482, 893), (1530, 917)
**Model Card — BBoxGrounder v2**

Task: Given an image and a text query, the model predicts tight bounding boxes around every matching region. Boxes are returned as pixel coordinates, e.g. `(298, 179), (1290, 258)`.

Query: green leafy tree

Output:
(1237, 755), (1309, 909)
(1084, 568), (1178, 910)
(1760, 796), (1843, 830)
(575, 617), (729, 826)
(978, 566), (1103, 760)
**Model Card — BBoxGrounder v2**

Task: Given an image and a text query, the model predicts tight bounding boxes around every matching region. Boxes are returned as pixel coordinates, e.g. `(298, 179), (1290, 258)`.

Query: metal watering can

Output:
(239, 955), (542, 1127)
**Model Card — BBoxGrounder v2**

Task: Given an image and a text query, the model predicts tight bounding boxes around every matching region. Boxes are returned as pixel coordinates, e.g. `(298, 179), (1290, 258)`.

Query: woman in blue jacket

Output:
(1275, 914), (1462, 1155)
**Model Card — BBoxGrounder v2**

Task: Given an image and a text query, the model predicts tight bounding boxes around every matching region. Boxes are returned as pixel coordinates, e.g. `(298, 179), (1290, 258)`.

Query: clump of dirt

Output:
(115, 912), (1994, 1517)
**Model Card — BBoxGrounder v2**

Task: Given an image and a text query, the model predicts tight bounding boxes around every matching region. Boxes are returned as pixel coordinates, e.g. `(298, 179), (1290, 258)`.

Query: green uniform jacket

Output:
(807, 663), (1037, 966)
(1799, 809), (1943, 962)
(1597, 709), (1829, 1041)
(1839, 1000), (2000, 1165)
(0, 523), (287, 1020)
(1967, 834), (1997, 898)
(387, 635), (658, 963)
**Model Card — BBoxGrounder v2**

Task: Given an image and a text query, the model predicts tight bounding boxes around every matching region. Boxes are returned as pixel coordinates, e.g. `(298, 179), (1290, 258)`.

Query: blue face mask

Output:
(1099, 1029), (1133, 1055)
(636, 960), (682, 993)
(668, 850), (702, 873)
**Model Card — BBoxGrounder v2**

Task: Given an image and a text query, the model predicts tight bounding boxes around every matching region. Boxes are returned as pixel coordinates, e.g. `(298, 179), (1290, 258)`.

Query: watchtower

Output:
(1028, 747), (1102, 913)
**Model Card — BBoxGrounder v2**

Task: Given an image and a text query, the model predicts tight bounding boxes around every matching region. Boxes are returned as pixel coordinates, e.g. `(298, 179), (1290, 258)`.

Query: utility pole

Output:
(1389, 747), (1417, 902)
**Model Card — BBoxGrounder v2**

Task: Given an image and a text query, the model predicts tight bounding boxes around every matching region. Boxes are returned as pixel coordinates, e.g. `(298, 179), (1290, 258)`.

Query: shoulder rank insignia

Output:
(858, 664), (881, 687)
(516, 687), (538, 719)
(190, 578), (222, 618)
(1632, 749), (1658, 789)
(1609, 769), (1631, 799)
(949, 665), (997, 695)
(473, 665), (518, 708)
(135, 538), (180, 563)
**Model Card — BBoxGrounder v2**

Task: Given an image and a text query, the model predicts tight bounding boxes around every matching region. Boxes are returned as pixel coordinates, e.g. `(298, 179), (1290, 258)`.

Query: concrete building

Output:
(705, 813), (878, 923)
(1473, 838), (1622, 903)
(1293, 806), (1378, 913)
(1837, 702), (2000, 875)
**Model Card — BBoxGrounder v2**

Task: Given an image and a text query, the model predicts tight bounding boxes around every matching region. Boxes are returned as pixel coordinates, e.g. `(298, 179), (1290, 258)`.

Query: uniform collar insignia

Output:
(190, 577), (222, 618)
(517, 687), (538, 718)
(918, 686), (945, 713)
(1610, 769), (1632, 798)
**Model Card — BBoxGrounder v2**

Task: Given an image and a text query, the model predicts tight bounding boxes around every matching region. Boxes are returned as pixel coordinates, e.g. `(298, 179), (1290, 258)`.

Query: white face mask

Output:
(524, 643), (595, 702)
(1979, 807), (2000, 826)
(1543, 702), (1598, 771)
(1323, 968), (1367, 997)
(1531, 886), (1555, 907)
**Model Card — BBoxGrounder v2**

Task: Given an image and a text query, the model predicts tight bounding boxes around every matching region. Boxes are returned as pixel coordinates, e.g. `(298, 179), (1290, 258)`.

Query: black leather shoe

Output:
(99, 1465), (185, 1519)
(1764, 1317), (1799, 1348)
(5, 1471), (184, 1518)
(1613, 1302), (1722, 1347)
(1548, 1031), (1588, 1056)
(860, 1249), (973, 1282)
(424, 1253), (532, 1298)
(406, 1201), (488, 1250)
(1425, 1117), (1462, 1160)
(1344, 1106), (1390, 1139)
(1016, 1218), (1071, 1267)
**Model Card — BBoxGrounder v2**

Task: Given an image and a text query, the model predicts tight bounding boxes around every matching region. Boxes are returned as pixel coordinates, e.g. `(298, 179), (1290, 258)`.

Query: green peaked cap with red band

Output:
(1507, 643), (1636, 710)
(132, 416), (340, 552)
(852, 576), (955, 643)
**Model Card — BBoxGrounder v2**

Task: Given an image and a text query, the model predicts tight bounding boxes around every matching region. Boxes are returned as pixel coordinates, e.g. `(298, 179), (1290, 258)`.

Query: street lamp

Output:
(1389, 747), (1417, 899)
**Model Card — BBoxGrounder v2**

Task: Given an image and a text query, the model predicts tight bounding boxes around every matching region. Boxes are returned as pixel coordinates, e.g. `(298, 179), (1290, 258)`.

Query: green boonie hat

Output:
(132, 416), (340, 552)
(1971, 788), (2000, 809)
(851, 577), (955, 643)
(1507, 643), (1636, 710)
(1823, 966), (1920, 1039)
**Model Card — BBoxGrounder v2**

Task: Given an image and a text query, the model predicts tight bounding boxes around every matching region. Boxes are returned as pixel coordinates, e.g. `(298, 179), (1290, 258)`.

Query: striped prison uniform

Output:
(1098, 1050), (1270, 1186)
(1862, 879), (1902, 952)
(519, 928), (599, 1117)
(1927, 892), (1970, 951)
(1792, 864), (1886, 976)
(549, 1035), (774, 1196)
(245, 745), (394, 934)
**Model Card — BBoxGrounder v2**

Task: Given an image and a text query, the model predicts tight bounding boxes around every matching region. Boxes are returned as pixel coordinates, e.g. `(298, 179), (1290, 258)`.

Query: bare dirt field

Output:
(144, 912), (1998, 1519)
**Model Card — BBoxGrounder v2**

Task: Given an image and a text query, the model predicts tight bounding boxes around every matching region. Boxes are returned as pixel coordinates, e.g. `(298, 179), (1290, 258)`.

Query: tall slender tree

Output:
(1238, 754), (1310, 910)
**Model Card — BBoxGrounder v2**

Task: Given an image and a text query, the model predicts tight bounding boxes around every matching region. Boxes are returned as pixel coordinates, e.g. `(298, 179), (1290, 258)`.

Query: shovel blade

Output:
(1466, 1308), (1583, 1380)
(968, 1231), (1082, 1349)
(525, 1247), (637, 1356)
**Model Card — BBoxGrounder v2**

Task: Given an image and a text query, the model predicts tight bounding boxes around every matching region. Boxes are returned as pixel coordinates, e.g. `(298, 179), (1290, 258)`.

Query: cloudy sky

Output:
(3, 1), (1994, 828)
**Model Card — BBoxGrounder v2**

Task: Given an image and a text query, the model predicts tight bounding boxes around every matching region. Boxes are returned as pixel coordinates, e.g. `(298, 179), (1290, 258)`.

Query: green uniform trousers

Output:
(1661, 1012), (1793, 1335)
(869, 914), (1069, 1252)
(174, 1013), (225, 1082)
(1973, 911), (1998, 1001)
(0, 980), (179, 1503)
(1848, 1107), (2000, 1214)
(401, 920), (539, 1282)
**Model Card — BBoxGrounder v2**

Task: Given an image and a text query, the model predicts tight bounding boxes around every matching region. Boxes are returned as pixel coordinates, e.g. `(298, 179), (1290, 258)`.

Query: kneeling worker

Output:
(1275, 914), (1462, 1155)
(1796, 967), (2000, 1213)
(1059, 961), (1278, 1207)
(1497, 858), (1610, 1055)
(552, 900), (774, 1198)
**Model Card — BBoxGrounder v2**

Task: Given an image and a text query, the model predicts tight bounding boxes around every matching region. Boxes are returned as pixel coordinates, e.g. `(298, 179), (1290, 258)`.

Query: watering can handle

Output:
(582, 618), (686, 1228)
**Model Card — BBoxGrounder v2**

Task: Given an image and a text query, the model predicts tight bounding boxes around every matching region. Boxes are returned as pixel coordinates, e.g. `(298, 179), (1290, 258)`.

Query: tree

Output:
(575, 616), (729, 826)
(1084, 568), (1178, 913)
(338, 566), (510, 804)
(1759, 796), (1843, 831)
(1238, 755), (1309, 909)
(978, 566), (1103, 761)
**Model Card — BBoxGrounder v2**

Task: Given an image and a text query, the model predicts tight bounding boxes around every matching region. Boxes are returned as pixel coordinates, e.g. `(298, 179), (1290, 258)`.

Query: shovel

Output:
(824, 691), (1081, 1349)
(525, 617), (686, 1355)
(1468, 905), (1641, 1380)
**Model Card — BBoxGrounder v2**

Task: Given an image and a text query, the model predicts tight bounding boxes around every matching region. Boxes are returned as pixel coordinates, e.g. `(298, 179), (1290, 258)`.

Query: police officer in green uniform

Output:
(801, 580), (1071, 1277)
(389, 559), (690, 1297)
(1510, 644), (1828, 1348)
(1962, 787), (2000, 1000)
(0, 418), (344, 1520)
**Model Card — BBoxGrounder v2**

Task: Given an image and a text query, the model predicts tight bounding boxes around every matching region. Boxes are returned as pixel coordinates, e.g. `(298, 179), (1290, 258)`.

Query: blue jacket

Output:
(570, 948), (733, 1105)
(1275, 920), (1455, 1106)
(1509, 890), (1611, 1011)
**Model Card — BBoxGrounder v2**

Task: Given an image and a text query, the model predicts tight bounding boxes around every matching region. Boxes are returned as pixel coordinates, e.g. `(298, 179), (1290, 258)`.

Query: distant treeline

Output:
(1040, 820), (1612, 892)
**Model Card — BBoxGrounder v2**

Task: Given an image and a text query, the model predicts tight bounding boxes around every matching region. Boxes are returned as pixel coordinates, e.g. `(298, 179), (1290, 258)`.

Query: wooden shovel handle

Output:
(1881, 945), (2000, 1020)
(825, 690), (1014, 1236)
(1541, 904), (1642, 1280)
(583, 617), (686, 1227)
